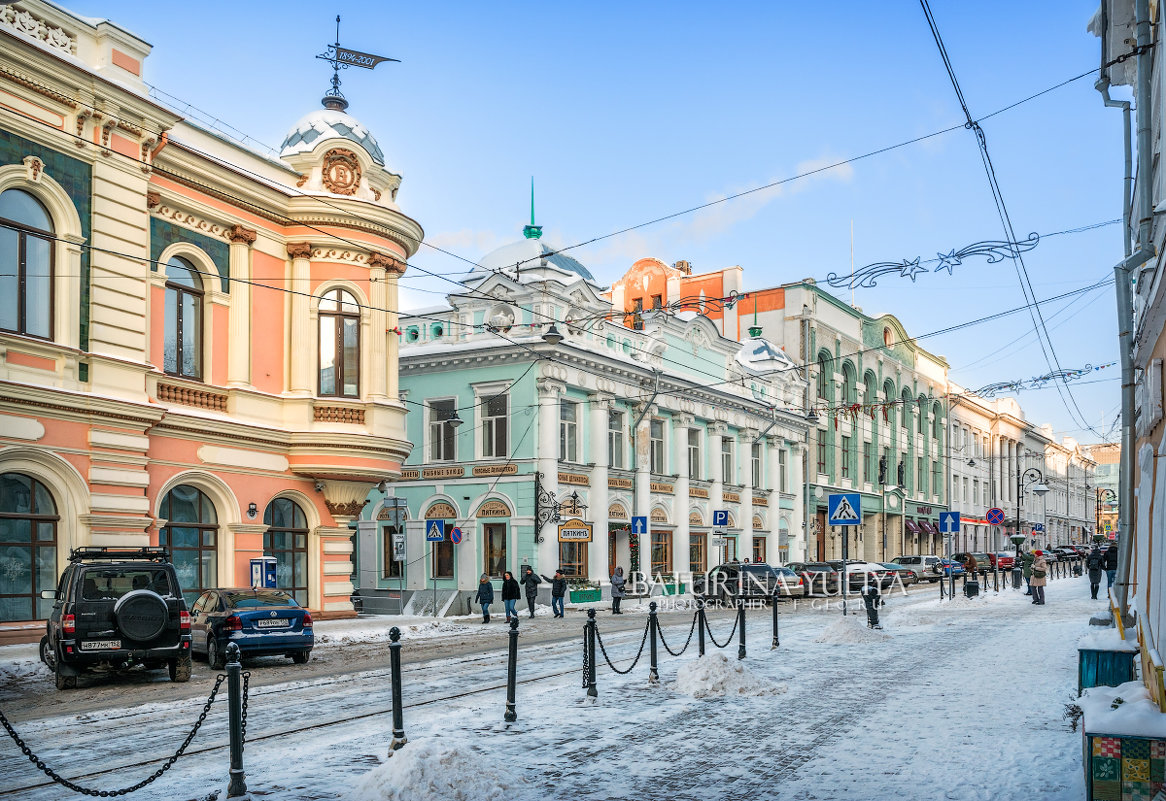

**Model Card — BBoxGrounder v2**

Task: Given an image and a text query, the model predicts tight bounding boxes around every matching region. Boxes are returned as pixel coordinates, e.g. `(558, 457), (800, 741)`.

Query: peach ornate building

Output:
(0, 0), (418, 629)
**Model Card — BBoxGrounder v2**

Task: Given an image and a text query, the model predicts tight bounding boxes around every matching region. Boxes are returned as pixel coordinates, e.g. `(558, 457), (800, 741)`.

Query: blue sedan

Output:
(190, 588), (313, 669)
(935, 559), (966, 578)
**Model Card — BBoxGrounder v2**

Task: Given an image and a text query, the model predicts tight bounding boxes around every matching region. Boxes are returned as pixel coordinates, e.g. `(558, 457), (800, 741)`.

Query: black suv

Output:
(694, 562), (782, 603)
(39, 547), (193, 689)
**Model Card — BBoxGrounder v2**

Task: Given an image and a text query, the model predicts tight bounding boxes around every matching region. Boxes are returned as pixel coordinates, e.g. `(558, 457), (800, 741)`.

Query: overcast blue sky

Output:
(75, 0), (1126, 441)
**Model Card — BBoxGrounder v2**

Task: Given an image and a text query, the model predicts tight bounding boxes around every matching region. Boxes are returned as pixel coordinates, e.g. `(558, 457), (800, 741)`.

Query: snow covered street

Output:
(0, 576), (1097, 800)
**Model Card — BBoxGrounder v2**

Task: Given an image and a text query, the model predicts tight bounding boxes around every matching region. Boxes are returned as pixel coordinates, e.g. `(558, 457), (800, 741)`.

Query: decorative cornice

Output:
(151, 202), (230, 240)
(287, 242), (312, 260)
(227, 224), (258, 245)
(325, 499), (368, 517)
(368, 252), (406, 275)
(145, 190), (161, 209)
(0, 6), (77, 56)
(0, 64), (77, 108)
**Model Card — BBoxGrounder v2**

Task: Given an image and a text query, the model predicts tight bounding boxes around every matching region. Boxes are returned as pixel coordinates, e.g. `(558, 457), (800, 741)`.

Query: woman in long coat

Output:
(610, 567), (626, 615)
(1030, 553), (1049, 606)
(501, 571), (521, 622)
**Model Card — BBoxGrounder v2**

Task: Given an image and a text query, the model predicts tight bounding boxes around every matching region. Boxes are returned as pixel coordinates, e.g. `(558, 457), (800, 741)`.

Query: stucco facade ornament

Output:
(146, 190), (161, 209)
(287, 242), (312, 260)
(22, 156), (43, 182)
(227, 224), (258, 245)
(1, 5), (77, 55)
(152, 204), (229, 239)
(321, 148), (361, 196)
(368, 252), (406, 274)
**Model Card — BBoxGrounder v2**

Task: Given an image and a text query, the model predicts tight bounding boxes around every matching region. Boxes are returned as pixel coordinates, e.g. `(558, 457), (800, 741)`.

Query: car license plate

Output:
(80, 640), (121, 650)
(255, 619), (289, 628)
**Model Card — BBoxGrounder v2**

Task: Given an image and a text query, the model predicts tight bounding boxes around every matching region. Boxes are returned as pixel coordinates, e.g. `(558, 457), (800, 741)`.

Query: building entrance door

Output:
(816, 509), (827, 561)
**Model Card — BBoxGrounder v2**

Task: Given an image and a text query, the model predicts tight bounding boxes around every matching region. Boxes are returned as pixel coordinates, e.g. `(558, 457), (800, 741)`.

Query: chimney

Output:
(673, 260), (691, 275)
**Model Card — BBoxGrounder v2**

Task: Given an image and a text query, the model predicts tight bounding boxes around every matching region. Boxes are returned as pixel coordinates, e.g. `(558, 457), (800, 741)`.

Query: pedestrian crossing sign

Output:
(425, 521), (446, 542)
(828, 493), (861, 526)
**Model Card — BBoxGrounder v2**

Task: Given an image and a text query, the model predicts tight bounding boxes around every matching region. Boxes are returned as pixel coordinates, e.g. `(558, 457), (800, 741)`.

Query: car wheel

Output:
(39, 636), (55, 670)
(54, 662), (76, 690)
(169, 652), (192, 682)
(292, 649), (311, 665)
(207, 636), (226, 670)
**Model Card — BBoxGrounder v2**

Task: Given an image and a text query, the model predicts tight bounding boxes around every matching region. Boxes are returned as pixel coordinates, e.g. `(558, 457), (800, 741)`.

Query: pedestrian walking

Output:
(1085, 546), (1104, 600)
(474, 574), (495, 623)
(860, 575), (882, 629)
(1030, 552), (1049, 605)
(542, 570), (567, 618)
(1020, 549), (1035, 595)
(1104, 543), (1119, 590)
(501, 570), (520, 623)
(610, 566), (626, 614)
(521, 567), (541, 619)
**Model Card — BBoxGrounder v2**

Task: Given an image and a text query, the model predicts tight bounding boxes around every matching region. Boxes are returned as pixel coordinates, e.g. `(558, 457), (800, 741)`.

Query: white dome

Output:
(735, 337), (798, 375)
(279, 109), (385, 166)
(475, 238), (595, 282)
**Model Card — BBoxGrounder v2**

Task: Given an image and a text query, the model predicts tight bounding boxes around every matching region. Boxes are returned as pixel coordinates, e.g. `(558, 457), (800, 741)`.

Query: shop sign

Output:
(558, 517), (593, 542)
(477, 500), (511, 518)
(689, 487), (709, 499)
(559, 472), (590, 486)
(422, 466), (464, 479)
(723, 491), (740, 503)
(650, 509), (669, 523)
(400, 469), (420, 480)
(425, 502), (457, 520)
(473, 464), (518, 477)
(608, 503), (629, 520)
(650, 482), (674, 494)
(753, 494), (768, 507)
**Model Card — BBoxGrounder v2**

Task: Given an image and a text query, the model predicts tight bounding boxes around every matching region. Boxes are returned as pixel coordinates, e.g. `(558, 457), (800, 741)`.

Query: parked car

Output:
(988, 552), (1015, 570)
(879, 562), (918, 586)
(39, 546), (192, 690)
(695, 563), (783, 603)
(1052, 546), (1080, 560)
(935, 558), (966, 577)
(952, 552), (993, 573)
(772, 566), (808, 598)
(190, 588), (313, 668)
(787, 562), (841, 595)
(826, 560), (895, 591)
(892, 554), (945, 582)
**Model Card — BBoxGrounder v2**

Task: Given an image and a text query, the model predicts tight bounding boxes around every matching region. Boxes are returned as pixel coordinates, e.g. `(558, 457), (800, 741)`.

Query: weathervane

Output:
(316, 15), (399, 111)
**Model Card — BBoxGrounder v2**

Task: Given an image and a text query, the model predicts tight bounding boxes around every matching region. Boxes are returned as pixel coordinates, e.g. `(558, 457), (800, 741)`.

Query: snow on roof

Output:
(279, 109), (385, 166)
(734, 336), (799, 375)
(473, 238), (595, 283)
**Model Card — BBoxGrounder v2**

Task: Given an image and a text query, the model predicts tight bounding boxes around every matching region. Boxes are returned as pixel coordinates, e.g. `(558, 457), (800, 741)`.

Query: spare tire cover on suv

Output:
(113, 590), (169, 641)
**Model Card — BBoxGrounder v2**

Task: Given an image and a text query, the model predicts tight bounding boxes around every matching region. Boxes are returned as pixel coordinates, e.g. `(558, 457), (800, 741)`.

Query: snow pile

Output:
(1079, 680), (1166, 738)
(349, 741), (528, 801)
(814, 615), (891, 643)
(314, 618), (486, 647)
(674, 653), (787, 698)
(1077, 627), (1139, 652)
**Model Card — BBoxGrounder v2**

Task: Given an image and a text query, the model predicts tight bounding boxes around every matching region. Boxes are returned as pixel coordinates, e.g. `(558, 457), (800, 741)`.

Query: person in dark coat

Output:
(501, 571), (520, 622)
(1085, 547), (1105, 600)
(610, 567), (626, 614)
(474, 574), (495, 623)
(1020, 550), (1035, 595)
(542, 570), (567, 618)
(521, 567), (541, 619)
(1103, 544), (1119, 590)
(965, 553), (978, 575)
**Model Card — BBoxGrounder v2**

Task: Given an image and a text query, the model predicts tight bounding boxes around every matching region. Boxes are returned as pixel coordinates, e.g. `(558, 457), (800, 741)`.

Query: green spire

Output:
(522, 177), (543, 240)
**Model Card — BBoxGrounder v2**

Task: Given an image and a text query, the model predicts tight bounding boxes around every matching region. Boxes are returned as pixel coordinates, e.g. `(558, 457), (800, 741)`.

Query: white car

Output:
(891, 554), (944, 582)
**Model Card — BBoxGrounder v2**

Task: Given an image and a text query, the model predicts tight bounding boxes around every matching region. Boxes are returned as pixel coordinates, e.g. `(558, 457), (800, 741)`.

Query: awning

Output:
(920, 521), (940, 537)
(905, 520), (921, 535)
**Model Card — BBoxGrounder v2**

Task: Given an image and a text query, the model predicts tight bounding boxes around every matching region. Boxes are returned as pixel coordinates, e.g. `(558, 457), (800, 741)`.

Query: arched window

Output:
(160, 485), (218, 603)
(0, 473), (58, 621)
(932, 402), (943, 440)
(841, 363), (857, 404)
(917, 397), (927, 435)
(0, 188), (54, 339)
(263, 498), (309, 606)
(163, 256), (203, 379)
(319, 288), (360, 397)
(883, 380), (896, 428)
(816, 352), (832, 400)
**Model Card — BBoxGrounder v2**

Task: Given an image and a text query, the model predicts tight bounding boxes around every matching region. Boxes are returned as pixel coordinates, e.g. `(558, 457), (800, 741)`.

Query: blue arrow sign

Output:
(631, 516), (648, 535)
(426, 521), (446, 542)
(938, 511), (960, 533)
(712, 510), (729, 527)
(828, 493), (861, 526)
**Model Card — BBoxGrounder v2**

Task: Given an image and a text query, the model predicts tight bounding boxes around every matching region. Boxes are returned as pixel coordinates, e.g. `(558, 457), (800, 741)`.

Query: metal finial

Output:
(523, 177), (542, 240)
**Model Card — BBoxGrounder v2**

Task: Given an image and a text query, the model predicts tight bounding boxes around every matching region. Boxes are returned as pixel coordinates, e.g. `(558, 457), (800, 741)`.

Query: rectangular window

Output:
(863, 441), (873, 484)
(651, 294), (663, 310)
(933, 461), (942, 497)
(428, 399), (457, 462)
(632, 297), (644, 330)
(651, 531), (672, 576)
(559, 541), (587, 578)
(688, 429), (702, 480)
(818, 435), (828, 475)
(432, 526), (454, 579)
(722, 437), (735, 484)
(751, 443), (762, 487)
(753, 537), (766, 565)
(973, 478), (980, 507)
(650, 419), (665, 474)
(560, 400), (578, 462)
(381, 522), (402, 579)
(779, 449), (788, 492)
(481, 393), (508, 458)
(916, 456), (924, 495)
(608, 410), (625, 469)
(483, 524), (507, 578)
(689, 533), (707, 574)
(841, 436), (852, 479)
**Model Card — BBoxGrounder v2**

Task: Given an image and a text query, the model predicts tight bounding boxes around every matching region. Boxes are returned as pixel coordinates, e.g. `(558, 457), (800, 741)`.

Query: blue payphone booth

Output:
(250, 556), (277, 589)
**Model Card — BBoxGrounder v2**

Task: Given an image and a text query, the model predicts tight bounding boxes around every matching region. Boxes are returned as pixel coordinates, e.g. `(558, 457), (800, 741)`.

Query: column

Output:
(790, 440), (806, 562)
(767, 436), (783, 562)
(226, 225), (257, 388)
(372, 254), (406, 401)
(366, 254), (388, 400)
(673, 415), (694, 582)
(709, 422), (726, 564)
(634, 411), (651, 564)
(287, 242), (313, 395)
(741, 428), (756, 564)
(536, 379), (563, 572)
(588, 394), (612, 583)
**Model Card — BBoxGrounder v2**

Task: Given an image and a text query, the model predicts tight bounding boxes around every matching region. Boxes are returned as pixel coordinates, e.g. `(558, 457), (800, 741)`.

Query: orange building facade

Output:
(0, 1), (418, 629)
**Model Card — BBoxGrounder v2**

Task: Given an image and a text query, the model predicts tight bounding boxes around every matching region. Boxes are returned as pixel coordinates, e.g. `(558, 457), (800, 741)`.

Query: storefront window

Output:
(262, 498), (309, 606)
(559, 541), (587, 578)
(650, 531), (672, 576)
(483, 524), (507, 578)
(159, 485), (217, 604)
(0, 472), (58, 621)
(689, 533), (707, 575)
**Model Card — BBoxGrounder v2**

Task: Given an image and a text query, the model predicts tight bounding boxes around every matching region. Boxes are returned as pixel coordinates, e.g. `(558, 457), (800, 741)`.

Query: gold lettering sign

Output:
(559, 472), (590, 486)
(689, 487), (709, 499)
(608, 477), (633, 489)
(753, 495), (768, 507)
(400, 469), (420, 480)
(689, 511), (704, 525)
(557, 517), (592, 542)
(477, 500), (511, 518)
(472, 464), (518, 477)
(422, 466), (465, 479)
(608, 503), (628, 520)
(425, 502), (457, 519)
(723, 492), (740, 503)
(753, 515), (763, 530)
(650, 482), (673, 494)
(650, 509), (668, 523)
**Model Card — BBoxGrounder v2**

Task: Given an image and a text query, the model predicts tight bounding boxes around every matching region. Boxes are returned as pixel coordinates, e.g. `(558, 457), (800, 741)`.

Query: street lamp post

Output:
(1015, 467), (1049, 550)
(1095, 487), (1116, 543)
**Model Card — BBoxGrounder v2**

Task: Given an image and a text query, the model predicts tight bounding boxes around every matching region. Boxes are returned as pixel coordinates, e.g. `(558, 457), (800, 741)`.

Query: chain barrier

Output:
(703, 609), (740, 649)
(581, 628), (590, 688)
(657, 610), (699, 657)
(0, 673), (225, 797)
(594, 618), (650, 675)
(240, 670), (251, 749)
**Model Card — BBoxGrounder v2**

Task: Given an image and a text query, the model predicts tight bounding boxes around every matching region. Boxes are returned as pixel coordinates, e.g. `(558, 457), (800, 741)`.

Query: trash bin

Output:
(1011, 567), (1022, 589)
(1073, 563), (1083, 577)
(964, 580), (980, 598)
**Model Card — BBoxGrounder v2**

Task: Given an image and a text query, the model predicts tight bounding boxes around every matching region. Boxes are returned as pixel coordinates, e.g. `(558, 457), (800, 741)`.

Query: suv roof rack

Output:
(69, 546), (171, 563)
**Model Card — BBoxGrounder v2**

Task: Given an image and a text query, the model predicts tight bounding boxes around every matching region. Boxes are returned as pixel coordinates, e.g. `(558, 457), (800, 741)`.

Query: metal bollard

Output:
(585, 609), (598, 697)
(388, 627), (406, 751)
(950, 573), (956, 599)
(504, 617), (518, 722)
(939, 573), (946, 599)
(225, 642), (248, 801)
(771, 588), (780, 649)
(648, 601), (659, 683)
(737, 596), (747, 661)
(697, 596), (706, 657)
